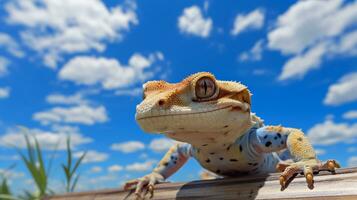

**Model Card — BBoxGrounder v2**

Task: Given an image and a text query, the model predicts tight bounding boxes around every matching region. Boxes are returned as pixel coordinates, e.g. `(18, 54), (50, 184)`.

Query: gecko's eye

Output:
(195, 77), (216, 99)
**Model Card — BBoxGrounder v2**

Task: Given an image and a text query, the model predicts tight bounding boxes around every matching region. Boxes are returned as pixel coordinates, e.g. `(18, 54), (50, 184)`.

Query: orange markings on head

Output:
(141, 72), (252, 109)
(265, 125), (284, 133)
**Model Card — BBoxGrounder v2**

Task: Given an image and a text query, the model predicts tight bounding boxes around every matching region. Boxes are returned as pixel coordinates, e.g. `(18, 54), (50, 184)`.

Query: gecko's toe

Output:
(148, 184), (154, 199)
(305, 173), (314, 189)
(279, 165), (300, 190)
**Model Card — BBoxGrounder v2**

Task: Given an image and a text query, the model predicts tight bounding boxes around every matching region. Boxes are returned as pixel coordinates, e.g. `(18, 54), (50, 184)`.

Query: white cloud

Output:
(5, 0), (138, 68)
(74, 150), (109, 163)
(0, 127), (92, 150)
(268, 0), (357, 81)
(348, 156), (357, 167)
(239, 39), (264, 62)
(348, 147), (357, 152)
(278, 42), (327, 81)
(0, 33), (24, 57)
(0, 155), (19, 161)
(111, 141), (145, 153)
(307, 119), (357, 145)
(0, 169), (25, 179)
(231, 9), (264, 36)
(252, 69), (267, 76)
(149, 138), (174, 153)
(33, 105), (108, 125)
(115, 88), (142, 96)
(315, 149), (326, 156)
(0, 57), (9, 76)
(343, 110), (357, 120)
(108, 164), (123, 173)
(268, 0), (357, 54)
(46, 93), (88, 105)
(324, 72), (357, 106)
(125, 160), (156, 172)
(0, 87), (10, 99)
(89, 166), (102, 173)
(178, 5), (212, 38)
(59, 52), (163, 90)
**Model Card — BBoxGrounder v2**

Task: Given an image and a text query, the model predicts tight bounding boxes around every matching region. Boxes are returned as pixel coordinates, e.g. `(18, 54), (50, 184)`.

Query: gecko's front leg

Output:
(124, 143), (192, 199)
(254, 126), (340, 190)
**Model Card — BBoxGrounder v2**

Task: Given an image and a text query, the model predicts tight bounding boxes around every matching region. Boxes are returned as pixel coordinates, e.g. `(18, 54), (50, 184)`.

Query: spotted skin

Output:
(124, 72), (340, 199)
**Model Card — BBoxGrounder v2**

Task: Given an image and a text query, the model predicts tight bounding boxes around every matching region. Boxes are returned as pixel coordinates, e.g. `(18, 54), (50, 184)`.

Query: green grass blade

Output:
(0, 179), (11, 196)
(71, 151), (86, 178)
(70, 174), (80, 192)
(34, 138), (47, 195)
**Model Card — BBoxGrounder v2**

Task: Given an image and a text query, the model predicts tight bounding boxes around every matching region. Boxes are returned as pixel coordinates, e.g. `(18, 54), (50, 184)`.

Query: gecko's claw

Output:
(279, 165), (299, 190)
(277, 159), (339, 190)
(124, 172), (164, 199)
(322, 159), (340, 174)
(148, 184), (154, 198)
(305, 172), (314, 189)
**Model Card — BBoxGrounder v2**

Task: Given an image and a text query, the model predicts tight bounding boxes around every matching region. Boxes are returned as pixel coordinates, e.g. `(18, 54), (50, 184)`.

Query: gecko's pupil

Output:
(195, 77), (216, 99)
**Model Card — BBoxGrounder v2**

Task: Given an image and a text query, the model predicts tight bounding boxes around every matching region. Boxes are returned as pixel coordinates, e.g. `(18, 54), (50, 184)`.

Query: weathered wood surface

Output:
(46, 167), (357, 200)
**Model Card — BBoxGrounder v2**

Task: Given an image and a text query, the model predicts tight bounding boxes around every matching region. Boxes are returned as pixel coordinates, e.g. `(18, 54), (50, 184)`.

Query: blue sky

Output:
(1, 0), (357, 193)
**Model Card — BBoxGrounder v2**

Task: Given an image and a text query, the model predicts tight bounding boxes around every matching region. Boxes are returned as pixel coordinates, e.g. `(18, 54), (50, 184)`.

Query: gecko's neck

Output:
(165, 120), (254, 150)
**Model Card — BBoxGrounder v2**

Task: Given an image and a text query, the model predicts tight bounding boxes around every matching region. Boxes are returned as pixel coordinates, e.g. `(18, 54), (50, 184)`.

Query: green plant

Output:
(3, 128), (87, 199)
(0, 164), (18, 200)
(0, 178), (13, 200)
(16, 134), (50, 199)
(62, 137), (86, 193)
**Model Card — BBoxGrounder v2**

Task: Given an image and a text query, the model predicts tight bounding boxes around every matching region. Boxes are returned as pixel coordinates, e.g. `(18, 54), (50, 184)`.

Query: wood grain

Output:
(45, 167), (357, 200)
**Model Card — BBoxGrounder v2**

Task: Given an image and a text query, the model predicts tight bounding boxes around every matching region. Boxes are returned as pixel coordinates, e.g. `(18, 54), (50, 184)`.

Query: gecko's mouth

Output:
(135, 105), (233, 121)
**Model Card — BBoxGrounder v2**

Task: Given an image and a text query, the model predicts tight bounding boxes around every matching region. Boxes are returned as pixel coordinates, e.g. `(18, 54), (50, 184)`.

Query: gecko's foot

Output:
(276, 159), (340, 190)
(124, 172), (165, 199)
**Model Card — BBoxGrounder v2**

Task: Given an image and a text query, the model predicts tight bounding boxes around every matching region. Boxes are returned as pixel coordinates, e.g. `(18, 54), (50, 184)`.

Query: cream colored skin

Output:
(124, 72), (340, 199)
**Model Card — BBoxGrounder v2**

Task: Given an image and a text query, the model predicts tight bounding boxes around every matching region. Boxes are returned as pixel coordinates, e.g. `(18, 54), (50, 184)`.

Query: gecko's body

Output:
(126, 72), (339, 198)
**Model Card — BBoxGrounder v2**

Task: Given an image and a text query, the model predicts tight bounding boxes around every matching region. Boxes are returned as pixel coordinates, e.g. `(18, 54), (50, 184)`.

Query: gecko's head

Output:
(135, 72), (253, 145)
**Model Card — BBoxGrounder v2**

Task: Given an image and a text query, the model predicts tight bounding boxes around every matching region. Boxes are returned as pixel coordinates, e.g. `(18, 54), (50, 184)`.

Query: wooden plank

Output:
(45, 167), (357, 200)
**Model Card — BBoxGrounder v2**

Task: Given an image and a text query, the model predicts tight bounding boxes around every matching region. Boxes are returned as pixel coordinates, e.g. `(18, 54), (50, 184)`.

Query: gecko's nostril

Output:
(158, 99), (165, 106)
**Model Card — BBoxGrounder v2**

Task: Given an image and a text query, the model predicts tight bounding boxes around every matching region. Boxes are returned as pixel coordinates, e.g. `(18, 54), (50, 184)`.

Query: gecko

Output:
(124, 72), (340, 199)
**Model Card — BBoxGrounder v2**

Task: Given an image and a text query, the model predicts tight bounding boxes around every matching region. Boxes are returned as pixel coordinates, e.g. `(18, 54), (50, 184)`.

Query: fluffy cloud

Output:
(278, 42), (327, 80)
(115, 88), (142, 96)
(314, 149), (326, 156)
(348, 147), (357, 152)
(0, 33), (24, 57)
(0, 57), (9, 76)
(268, 0), (357, 80)
(0, 155), (19, 161)
(125, 160), (156, 172)
(111, 141), (145, 153)
(59, 52), (163, 90)
(348, 157), (357, 167)
(343, 110), (357, 119)
(0, 87), (10, 99)
(178, 5), (212, 38)
(89, 166), (103, 173)
(0, 169), (25, 179)
(46, 93), (88, 105)
(5, 0), (138, 68)
(74, 150), (109, 163)
(324, 72), (357, 106)
(108, 165), (124, 173)
(149, 138), (174, 153)
(231, 9), (264, 36)
(33, 105), (108, 125)
(239, 40), (264, 62)
(307, 119), (357, 145)
(0, 127), (92, 150)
